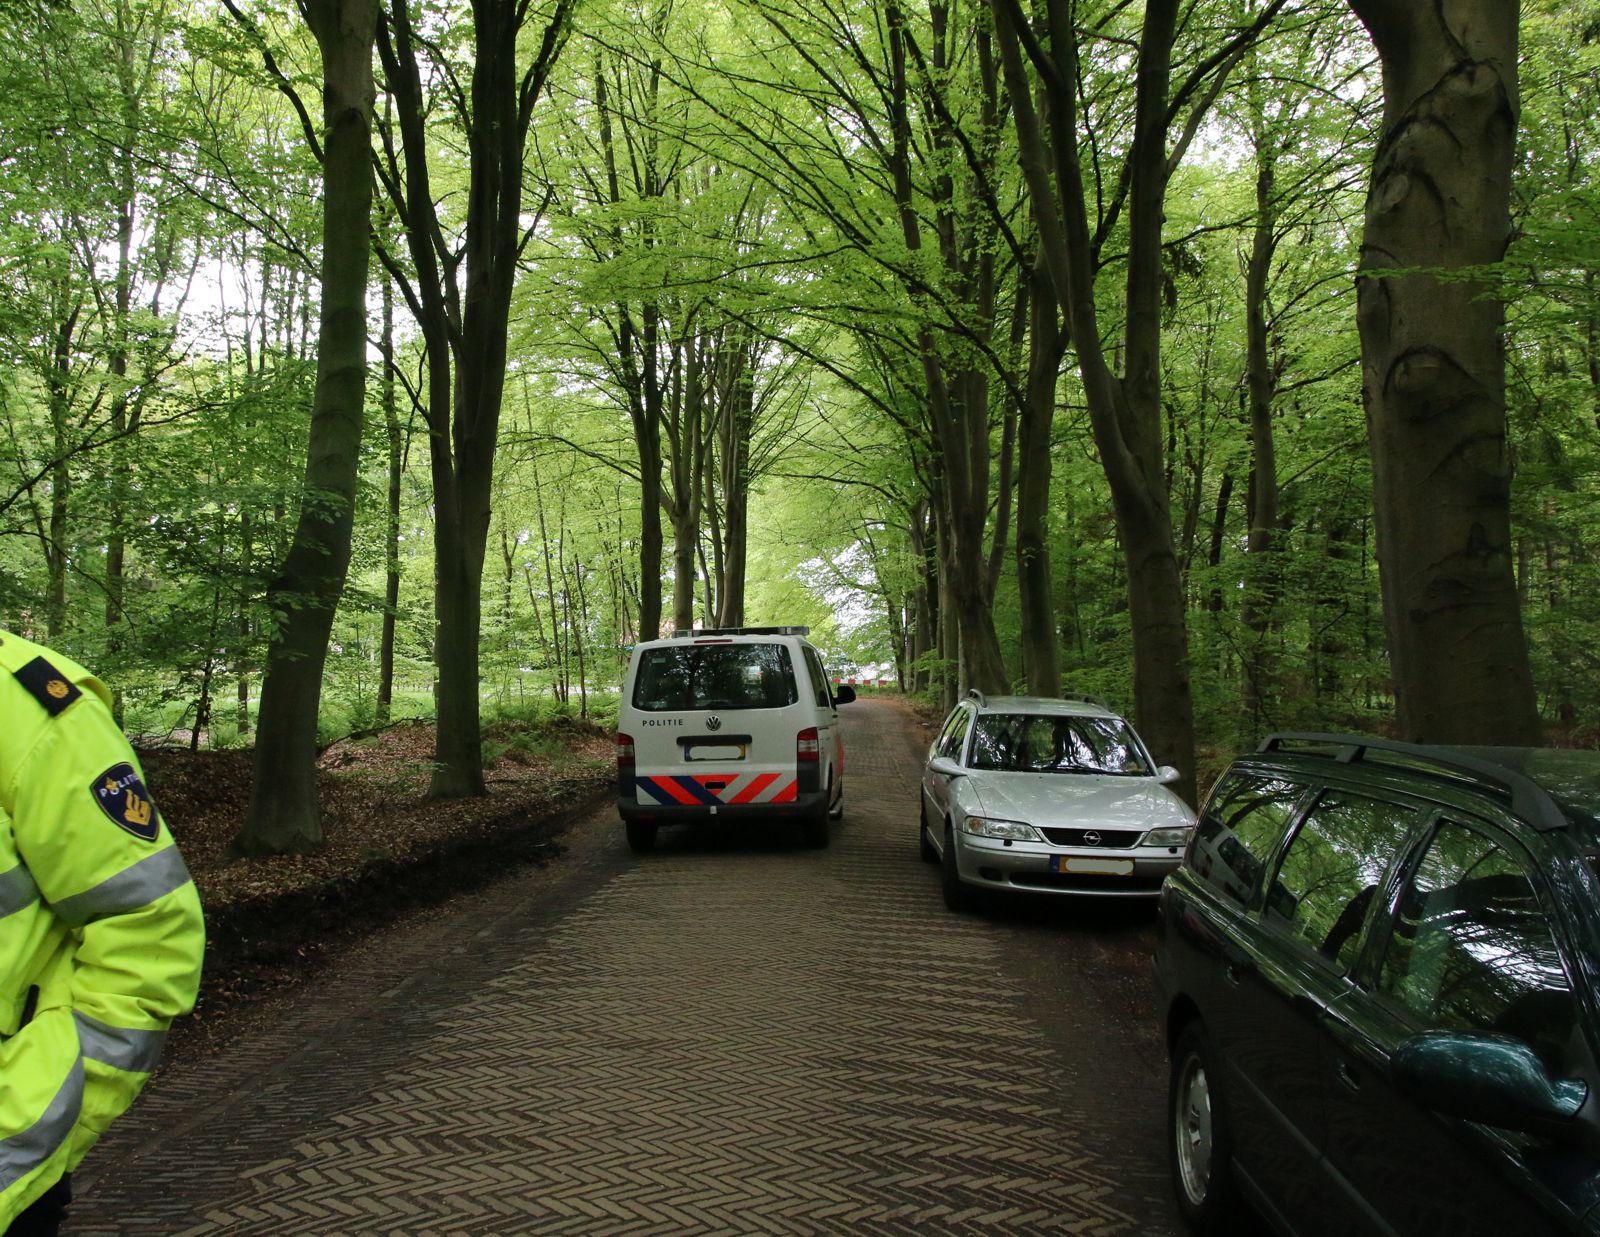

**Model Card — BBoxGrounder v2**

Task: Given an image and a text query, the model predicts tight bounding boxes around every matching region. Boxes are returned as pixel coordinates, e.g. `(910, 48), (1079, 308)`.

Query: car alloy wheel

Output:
(1173, 1049), (1213, 1204)
(1168, 1021), (1242, 1235)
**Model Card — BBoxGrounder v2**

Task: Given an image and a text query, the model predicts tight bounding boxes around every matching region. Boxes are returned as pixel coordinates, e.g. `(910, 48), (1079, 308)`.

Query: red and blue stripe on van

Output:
(634, 773), (799, 806)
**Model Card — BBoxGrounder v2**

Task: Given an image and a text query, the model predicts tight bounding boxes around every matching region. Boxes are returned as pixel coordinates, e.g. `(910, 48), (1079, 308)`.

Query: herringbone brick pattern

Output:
(72, 700), (1171, 1235)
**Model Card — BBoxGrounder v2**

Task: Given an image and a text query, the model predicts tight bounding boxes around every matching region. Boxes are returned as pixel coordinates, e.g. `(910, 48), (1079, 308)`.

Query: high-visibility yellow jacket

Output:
(0, 629), (204, 1228)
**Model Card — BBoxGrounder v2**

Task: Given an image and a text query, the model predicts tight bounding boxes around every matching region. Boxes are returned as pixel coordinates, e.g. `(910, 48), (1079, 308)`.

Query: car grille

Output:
(1038, 826), (1143, 848)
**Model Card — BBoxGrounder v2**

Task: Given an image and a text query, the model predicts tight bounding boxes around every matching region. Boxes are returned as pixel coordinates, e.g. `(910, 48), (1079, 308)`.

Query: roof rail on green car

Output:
(1256, 731), (1571, 833)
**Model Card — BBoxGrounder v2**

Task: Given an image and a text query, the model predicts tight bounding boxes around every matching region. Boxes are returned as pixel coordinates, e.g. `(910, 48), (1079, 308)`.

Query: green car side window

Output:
(1377, 822), (1579, 1074)
(1190, 773), (1304, 909)
(1263, 792), (1407, 974)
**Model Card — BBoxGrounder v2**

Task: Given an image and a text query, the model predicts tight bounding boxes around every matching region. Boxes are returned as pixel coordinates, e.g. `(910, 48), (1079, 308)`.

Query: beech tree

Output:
(238, 0), (379, 854)
(1348, 0), (1542, 744)
(992, 0), (1283, 800)
(668, 0), (1028, 695)
(376, 0), (573, 797)
(1226, 6), (1371, 732)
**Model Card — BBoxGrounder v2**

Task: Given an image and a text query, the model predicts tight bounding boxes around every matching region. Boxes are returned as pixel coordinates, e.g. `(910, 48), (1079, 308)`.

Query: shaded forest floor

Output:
(141, 716), (615, 1065)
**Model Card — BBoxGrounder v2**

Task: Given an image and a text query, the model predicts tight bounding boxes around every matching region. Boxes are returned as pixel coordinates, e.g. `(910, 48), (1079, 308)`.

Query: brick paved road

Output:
(71, 697), (1180, 1235)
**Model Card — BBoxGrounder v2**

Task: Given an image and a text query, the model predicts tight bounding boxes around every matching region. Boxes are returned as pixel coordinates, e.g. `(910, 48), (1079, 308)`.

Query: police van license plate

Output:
(1052, 855), (1134, 876)
(687, 743), (746, 761)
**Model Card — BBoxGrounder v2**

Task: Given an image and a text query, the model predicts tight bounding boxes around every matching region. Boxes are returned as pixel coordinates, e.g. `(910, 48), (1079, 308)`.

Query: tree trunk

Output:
(43, 289), (78, 642)
(994, 0), (1197, 802)
(1240, 128), (1279, 733)
(377, 265), (402, 725)
(239, 0), (377, 854)
(237, 510), (252, 735)
(432, 497), (486, 789)
(591, 45), (668, 644)
(886, 1), (1008, 695)
(1349, 0), (1540, 743)
(636, 426), (665, 640)
(104, 116), (136, 722)
(935, 504), (960, 708)
(668, 336), (703, 634)
(909, 500), (936, 693)
(1206, 470), (1233, 615)
(556, 502), (572, 702)
(536, 480), (565, 702)
(571, 553), (590, 718)
(714, 341), (753, 628)
(378, 0), (572, 796)
(670, 508), (697, 633)
(1017, 257), (1063, 695)
(1313, 514), (1356, 707)
(429, 0), (515, 797)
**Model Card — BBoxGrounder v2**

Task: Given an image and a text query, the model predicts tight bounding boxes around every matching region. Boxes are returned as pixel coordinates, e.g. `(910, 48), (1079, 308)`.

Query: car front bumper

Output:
(952, 831), (1182, 897)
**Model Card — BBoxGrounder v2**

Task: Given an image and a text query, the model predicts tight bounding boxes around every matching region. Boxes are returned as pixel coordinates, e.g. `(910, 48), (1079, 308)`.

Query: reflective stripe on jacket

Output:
(0, 630), (205, 1228)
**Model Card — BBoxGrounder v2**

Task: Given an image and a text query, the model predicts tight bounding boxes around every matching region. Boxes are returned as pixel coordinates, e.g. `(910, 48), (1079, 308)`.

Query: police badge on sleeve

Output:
(92, 763), (161, 842)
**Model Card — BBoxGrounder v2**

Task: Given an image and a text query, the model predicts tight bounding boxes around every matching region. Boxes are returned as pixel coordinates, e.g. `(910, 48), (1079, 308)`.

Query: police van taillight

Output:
(797, 727), (820, 762)
(616, 734), (635, 767)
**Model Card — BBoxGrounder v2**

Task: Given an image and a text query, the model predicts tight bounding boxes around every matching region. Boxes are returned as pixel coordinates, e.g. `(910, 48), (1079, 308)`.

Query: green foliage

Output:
(0, 0), (1594, 778)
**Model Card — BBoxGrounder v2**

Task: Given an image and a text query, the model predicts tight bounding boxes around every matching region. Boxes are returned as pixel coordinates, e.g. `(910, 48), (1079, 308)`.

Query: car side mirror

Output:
(1392, 1031), (1589, 1136)
(1156, 765), (1181, 785)
(833, 684), (857, 705)
(928, 755), (964, 778)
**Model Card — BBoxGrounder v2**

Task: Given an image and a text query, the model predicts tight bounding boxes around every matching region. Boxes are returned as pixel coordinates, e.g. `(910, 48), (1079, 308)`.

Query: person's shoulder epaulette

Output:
(1, 627), (83, 713)
(12, 654), (83, 717)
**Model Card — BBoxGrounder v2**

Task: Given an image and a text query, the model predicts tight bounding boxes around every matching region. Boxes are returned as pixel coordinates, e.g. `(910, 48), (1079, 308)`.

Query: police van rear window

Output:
(632, 643), (798, 711)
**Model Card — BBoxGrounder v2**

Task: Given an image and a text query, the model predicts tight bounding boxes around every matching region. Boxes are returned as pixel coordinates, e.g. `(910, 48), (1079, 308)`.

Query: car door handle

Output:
(1221, 952), (1252, 986)
(1334, 1058), (1361, 1093)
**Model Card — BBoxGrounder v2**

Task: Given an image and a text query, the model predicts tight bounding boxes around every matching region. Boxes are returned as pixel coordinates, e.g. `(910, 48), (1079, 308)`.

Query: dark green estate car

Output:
(1154, 734), (1600, 1237)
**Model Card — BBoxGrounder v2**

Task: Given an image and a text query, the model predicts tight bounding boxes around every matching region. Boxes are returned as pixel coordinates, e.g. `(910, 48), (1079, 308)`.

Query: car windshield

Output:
(968, 713), (1152, 776)
(631, 643), (797, 711)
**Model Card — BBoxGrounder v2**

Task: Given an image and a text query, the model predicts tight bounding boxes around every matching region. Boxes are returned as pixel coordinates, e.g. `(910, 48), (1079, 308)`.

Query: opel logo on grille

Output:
(1083, 830), (1102, 847)
(706, 716), (723, 732)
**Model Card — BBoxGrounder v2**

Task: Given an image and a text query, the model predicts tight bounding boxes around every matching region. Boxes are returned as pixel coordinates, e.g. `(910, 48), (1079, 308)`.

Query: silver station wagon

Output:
(920, 691), (1196, 910)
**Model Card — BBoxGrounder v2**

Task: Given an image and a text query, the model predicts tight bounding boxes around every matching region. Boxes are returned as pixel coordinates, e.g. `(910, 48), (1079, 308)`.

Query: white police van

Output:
(616, 626), (856, 852)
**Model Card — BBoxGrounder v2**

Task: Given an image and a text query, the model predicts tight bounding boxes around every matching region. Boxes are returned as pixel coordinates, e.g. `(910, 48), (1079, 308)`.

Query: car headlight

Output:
(1143, 825), (1194, 848)
(961, 816), (1043, 842)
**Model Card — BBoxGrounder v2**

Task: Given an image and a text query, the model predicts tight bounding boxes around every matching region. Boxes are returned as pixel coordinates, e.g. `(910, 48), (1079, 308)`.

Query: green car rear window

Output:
(632, 643), (798, 711)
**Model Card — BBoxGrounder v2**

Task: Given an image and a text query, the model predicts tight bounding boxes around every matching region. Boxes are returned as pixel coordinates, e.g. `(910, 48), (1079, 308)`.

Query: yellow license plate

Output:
(1053, 855), (1134, 876)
